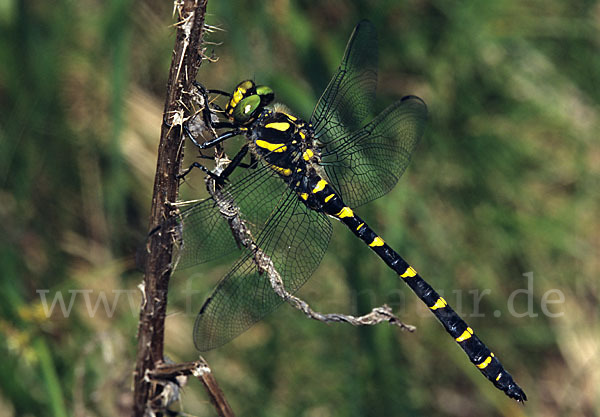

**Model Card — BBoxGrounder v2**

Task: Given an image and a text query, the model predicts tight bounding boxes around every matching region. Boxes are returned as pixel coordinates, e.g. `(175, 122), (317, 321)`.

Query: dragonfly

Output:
(167, 20), (527, 402)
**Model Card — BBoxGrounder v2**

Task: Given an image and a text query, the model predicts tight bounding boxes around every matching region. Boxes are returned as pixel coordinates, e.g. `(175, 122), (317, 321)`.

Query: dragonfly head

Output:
(226, 80), (274, 125)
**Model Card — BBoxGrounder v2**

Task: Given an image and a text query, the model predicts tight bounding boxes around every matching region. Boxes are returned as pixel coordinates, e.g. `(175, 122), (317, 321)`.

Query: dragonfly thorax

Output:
(249, 109), (321, 178)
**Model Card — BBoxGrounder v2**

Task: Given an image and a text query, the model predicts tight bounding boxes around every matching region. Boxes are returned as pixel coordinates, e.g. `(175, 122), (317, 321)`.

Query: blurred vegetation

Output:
(0, 0), (598, 416)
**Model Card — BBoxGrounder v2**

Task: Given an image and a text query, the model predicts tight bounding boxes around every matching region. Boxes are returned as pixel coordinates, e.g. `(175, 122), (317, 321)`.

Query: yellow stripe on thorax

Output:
(266, 163), (292, 176)
(255, 139), (287, 153)
(265, 122), (290, 131)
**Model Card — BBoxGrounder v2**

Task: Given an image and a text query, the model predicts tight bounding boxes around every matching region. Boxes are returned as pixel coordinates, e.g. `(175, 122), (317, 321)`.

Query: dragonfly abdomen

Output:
(305, 174), (527, 402)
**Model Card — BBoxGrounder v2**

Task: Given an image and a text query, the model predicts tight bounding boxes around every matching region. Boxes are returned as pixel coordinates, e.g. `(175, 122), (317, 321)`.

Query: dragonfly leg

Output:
(183, 127), (245, 149)
(179, 144), (251, 184)
(219, 144), (251, 178)
(178, 162), (221, 182)
(192, 80), (231, 99)
(194, 153), (255, 169)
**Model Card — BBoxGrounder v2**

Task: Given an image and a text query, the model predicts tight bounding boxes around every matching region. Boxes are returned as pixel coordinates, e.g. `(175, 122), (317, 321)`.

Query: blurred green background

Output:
(1, 0), (598, 416)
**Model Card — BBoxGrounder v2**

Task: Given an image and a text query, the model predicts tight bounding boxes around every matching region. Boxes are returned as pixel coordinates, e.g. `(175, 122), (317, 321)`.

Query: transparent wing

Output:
(193, 186), (333, 351)
(310, 20), (378, 137)
(163, 162), (291, 269)
(321, 96), (427, 208)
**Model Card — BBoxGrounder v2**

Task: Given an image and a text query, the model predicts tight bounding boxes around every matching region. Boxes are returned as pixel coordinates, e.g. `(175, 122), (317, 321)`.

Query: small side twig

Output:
(267, 257), (414, 331)
(151, 359), (234, 417)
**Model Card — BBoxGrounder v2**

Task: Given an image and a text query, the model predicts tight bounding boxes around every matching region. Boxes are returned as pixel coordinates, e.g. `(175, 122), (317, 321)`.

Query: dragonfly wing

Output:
(321, 96), (427, 208)
(311, 20), (378, 137)
(193, 185), (332, 351)
(165, 163), (288, 269)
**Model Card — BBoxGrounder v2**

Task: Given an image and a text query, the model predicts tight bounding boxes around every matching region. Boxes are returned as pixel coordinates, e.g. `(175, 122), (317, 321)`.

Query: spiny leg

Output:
(179, 144), (251, 184)
(183, 125), (244, 149)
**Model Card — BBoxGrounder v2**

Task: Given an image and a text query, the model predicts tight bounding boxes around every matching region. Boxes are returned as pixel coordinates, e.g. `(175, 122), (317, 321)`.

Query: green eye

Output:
(232, 95), (261, 124)
(256, 85), (274, 106)
(226, 81), (274, 124)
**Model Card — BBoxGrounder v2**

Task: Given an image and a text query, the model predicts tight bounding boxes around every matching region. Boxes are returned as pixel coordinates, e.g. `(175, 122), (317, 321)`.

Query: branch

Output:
(133, 1), (233, 416)
(151, 359), (235, 417)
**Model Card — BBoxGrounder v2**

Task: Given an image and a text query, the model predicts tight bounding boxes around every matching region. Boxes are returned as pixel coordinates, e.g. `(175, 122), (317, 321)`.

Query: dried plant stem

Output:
(132, 1), (233, 416)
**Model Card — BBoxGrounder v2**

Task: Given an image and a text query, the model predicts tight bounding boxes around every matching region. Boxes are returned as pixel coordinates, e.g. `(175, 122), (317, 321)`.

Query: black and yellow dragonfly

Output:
(168, 20), (526, 402)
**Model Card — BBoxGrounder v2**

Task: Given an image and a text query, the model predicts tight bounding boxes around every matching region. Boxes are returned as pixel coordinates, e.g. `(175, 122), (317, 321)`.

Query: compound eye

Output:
(255, 85), (274, 106)
(232, 95), (261, 124)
